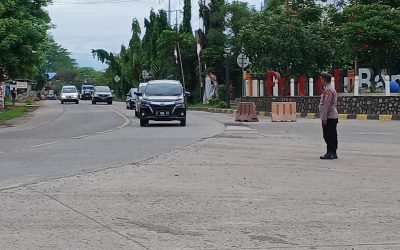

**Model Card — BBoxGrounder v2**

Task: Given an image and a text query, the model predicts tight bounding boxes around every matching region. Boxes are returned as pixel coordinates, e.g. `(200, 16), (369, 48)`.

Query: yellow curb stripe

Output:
(379, 115), (392, 121)
(356, 114), (368, 120)
(338, 114), (348, 120)
(307, 113), (316, 119)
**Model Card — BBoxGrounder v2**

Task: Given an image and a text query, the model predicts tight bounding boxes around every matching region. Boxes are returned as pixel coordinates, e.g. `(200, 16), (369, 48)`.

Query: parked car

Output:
(137, 80), (189, 127)
(126, 87), (138, 109)
(81, 84), (95, 100)
(92, 86), (113, 105)
(60, 85), (79, 104)
(134, 82), (148, 117)
(46, 94), (57, 100)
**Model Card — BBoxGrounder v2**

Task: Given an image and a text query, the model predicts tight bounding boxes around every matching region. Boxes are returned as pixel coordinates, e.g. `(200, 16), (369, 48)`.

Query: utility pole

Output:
(171, 10), (182, 29)
(168, 0), (171, 26)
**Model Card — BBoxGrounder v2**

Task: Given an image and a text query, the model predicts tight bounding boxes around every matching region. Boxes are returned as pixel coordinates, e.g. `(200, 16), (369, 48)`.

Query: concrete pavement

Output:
(1, 113), (400, 249)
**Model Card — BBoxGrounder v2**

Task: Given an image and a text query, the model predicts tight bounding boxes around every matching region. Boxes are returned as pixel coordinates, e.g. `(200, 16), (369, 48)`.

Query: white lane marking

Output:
(225, 126), (254, 131)
(357, 132), (395, 135)
(73, 135), (90, 139)
(97, 130), (113, 134)
(31, 142), (57, 148)
(102, 106), (131, 129)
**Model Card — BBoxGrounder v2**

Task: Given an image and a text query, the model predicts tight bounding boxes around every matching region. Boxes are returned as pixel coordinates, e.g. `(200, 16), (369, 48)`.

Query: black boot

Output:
(320, 152), (334, 160)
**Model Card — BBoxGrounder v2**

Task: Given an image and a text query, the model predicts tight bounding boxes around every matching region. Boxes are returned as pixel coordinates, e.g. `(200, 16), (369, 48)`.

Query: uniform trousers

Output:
(322, 118), (338, 154)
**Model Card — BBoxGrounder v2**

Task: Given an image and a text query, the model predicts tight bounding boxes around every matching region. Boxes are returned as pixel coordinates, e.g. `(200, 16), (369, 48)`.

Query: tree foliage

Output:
(0, 0), (52, 78)
(341, 3), (400, 74)
(240, 0), (331, 80)
(181, 0), (192, 33)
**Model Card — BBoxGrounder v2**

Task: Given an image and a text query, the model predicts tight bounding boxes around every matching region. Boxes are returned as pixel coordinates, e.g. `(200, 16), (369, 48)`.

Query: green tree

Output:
(42, 36), (77, 73)
(341, 3), (400, 74)
(224, 1), (257, 96)
(92, 49), (123, 96)
(181, 0), (192, 33)
(200, 0), (226, 78)
(0, 0), (52, 78)
(142, 9), (170, 78)
(240, 1), (332, 92)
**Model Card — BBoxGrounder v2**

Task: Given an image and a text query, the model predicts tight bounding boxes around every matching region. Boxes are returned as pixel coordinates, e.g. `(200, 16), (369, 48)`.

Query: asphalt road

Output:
(0, 100), (225, 189)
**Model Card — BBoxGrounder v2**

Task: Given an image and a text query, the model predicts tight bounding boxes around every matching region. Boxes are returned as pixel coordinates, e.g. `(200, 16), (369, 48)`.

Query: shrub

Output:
(218, 101), (227, 108)
(208, 96), (220, 107)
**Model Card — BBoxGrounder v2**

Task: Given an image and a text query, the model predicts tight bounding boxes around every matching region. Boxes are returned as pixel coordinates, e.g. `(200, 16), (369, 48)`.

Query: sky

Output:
(46, 0), (263, 71)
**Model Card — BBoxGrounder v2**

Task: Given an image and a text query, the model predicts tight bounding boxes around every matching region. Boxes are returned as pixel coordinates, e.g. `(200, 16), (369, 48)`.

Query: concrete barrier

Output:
(235, 102), (259, 122)
(271, 102), (297, 122)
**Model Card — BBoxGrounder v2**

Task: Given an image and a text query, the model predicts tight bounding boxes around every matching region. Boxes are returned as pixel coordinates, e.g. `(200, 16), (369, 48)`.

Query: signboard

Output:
(16, 81), (28, 89)
(237, 53), (250, 68)
(114, 75), (121, 83)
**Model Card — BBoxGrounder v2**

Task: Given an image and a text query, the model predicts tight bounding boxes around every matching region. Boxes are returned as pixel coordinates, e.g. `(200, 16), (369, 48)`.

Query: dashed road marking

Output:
(31, 142), (57, 148)
(73, 135), (90, 139)
(97, 130), (113, 134)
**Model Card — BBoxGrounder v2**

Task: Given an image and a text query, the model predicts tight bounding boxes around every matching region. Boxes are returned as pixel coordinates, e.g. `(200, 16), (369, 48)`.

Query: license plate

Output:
(157, 111), (169, 116)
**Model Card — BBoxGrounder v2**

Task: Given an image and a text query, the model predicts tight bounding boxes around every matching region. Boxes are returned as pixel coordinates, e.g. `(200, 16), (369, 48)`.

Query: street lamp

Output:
(224, 47), (232, 108)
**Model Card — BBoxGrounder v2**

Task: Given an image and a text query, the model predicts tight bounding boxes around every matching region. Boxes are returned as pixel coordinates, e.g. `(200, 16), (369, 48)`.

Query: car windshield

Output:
(95, 86), (110, 92)
(62, 87), (77, 93)
(83, 86), (94, 90)
(145, 83), (182, 96)
(139, 86), (147, 93)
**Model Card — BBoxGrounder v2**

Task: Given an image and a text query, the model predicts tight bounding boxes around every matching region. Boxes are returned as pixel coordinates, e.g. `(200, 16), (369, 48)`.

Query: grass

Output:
(0, 106), (28, 122)
(188, 102), (238, 109)
(188, 103), (210, 108)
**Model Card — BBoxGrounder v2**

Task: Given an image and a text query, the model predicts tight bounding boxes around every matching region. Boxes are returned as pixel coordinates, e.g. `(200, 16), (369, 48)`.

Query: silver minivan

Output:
(60, 85), (79, 104)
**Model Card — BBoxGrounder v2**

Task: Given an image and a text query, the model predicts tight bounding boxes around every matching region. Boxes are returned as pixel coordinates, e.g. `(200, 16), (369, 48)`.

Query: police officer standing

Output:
(319, 72), (338, 160)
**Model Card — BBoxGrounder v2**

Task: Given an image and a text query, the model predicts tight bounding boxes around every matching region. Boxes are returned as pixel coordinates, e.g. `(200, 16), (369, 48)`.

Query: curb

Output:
(188, 108), (400, 121)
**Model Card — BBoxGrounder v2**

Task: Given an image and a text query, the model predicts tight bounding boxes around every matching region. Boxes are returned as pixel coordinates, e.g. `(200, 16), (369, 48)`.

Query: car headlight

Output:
(61, 95), (67, 98)
(175, 100), (185, 107)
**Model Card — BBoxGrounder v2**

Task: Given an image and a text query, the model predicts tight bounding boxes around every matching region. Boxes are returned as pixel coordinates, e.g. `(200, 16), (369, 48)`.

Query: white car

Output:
(60, 86), (79, 104)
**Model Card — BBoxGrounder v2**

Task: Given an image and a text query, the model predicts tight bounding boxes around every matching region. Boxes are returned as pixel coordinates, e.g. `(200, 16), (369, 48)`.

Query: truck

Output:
(80, 84), (95, 100)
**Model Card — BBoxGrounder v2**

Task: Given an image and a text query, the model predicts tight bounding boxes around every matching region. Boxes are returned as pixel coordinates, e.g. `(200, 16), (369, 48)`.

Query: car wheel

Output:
(92, 101), (96, 105)
(135, 110), (139, 117)
(126, 103), (129, 109)
(61, 101), (64, 104)
(108, 101), (112, 105)
(180, 118), (186, 126)
(140, 118), (148, 127)
(76, 100), (79, 104)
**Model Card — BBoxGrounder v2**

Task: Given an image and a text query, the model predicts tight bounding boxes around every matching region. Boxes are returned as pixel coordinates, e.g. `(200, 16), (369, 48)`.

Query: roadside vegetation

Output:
(0, 106), (28, 122)
(1, 0), (399, 102)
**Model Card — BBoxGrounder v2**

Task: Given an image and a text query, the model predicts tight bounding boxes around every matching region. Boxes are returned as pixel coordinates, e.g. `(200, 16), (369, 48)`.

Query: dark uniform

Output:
(319, 83), (338, 159)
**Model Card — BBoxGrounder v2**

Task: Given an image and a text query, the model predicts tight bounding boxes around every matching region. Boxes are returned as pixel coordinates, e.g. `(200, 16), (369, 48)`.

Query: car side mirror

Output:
(136, 92), (143, 96)
(185, 91), (191, 97)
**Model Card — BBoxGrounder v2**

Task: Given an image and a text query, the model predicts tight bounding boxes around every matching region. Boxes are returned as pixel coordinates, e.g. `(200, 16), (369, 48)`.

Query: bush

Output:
(208, 96), (220, 106)
(217, 101), (227, 108)
(217, 85), (226, 102)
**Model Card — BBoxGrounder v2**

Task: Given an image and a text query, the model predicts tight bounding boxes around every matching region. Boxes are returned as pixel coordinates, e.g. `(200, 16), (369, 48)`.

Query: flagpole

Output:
(177, 42), (185, 87)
